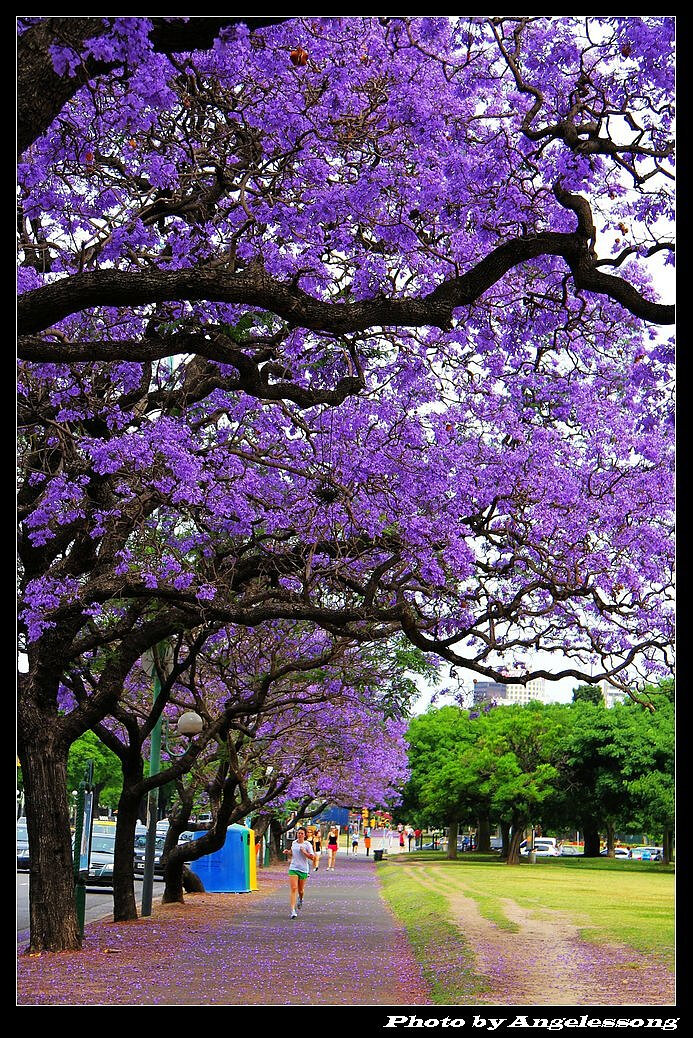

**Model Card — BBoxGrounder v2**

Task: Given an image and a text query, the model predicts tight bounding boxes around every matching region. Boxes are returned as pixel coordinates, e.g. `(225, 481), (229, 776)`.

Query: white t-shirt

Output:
(289, 839), (314, 874)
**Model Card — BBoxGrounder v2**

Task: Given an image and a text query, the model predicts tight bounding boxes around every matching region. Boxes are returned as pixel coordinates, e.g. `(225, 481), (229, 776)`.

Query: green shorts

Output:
(288, 869), (309, 878)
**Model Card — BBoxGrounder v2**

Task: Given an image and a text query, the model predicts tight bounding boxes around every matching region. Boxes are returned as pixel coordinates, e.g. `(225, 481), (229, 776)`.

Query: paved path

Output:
(17, 854), (432, 1006)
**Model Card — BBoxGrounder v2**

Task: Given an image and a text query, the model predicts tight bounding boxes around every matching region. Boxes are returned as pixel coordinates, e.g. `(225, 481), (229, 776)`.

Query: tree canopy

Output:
(17, 16), (674, 951)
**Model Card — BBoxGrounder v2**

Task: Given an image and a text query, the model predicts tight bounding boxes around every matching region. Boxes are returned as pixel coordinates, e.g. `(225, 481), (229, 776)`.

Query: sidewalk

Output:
(17, 853), (432, 1006)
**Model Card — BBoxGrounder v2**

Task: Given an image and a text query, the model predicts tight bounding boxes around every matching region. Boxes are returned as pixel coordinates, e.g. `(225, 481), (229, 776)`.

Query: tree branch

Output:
(17, 229), (673, 350)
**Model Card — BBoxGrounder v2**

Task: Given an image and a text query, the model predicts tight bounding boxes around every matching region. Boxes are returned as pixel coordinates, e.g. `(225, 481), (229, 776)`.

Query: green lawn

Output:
(378, 853), (674, 1004)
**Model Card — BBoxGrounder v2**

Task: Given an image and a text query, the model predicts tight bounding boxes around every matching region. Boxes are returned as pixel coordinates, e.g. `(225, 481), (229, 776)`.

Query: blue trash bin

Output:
(188, 823), (251, 892)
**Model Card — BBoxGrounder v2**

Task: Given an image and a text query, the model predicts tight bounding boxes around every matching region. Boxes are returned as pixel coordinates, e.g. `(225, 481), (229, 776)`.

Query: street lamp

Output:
(140, 705), (204, 914)
(176, 711), (205, 737)
(161, 711), (205, 756)
(140, 644), (173, 917)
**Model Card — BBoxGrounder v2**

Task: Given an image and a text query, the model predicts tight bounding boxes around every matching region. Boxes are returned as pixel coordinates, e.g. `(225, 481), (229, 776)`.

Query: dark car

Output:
(133, 832), (167, 877)
(17, 818), (30, 870)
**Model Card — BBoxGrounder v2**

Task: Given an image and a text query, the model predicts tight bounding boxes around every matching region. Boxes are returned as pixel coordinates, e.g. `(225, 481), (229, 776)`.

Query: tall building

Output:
(503, 676), (547, 705)
(471, 680), (508, 706)
(472, 676), (547, 707)
(598, 680), (629, 708)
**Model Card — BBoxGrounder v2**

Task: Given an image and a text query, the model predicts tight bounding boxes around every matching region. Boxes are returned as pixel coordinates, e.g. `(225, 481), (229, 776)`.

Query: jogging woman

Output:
(312, 827), (322, 870)
(283, 827), (316, 918)
(326, 825), (339, 870)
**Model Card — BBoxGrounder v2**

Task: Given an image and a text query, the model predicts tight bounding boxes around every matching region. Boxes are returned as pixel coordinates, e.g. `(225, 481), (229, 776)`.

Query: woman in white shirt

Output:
(283, 827), (317, 918)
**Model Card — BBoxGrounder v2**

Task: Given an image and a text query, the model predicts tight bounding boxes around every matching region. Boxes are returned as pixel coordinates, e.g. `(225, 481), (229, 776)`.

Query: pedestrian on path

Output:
(283, 826), (316, 918)
(351, 832), (359, 854)
(326, 825), (340, 870)
(364, 829), (372, 857)
(312, 827), (322, 870)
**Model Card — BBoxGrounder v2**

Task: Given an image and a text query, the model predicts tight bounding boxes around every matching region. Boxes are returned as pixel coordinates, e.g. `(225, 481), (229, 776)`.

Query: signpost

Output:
(72, 761), (94, 940)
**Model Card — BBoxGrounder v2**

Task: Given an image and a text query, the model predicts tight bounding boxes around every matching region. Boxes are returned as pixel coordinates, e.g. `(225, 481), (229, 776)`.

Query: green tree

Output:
(614, 682), (674, 862)
(571, 684), (604, 706)
(67, 731), (122, 815)
(405, 703), (570, 864)
(404, 705), (489, 858)
(472, 704), (568, 864)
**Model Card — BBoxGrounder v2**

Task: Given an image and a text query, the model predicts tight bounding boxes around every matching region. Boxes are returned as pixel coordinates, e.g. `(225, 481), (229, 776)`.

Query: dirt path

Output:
(400, 864), (675, 1006)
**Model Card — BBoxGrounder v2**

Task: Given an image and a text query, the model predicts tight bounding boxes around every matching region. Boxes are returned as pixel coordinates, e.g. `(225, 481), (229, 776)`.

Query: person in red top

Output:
(326, 826), (339, 870)
(414, 828), (422, 849)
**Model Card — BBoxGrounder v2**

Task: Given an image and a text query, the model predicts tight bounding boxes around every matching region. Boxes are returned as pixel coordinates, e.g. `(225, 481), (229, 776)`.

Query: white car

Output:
(520, 838), (560, 857)
(630, 846), (663, 861)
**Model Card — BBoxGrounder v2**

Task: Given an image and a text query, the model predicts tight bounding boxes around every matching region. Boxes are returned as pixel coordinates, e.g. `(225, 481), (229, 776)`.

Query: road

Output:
(17, 871), (165, 939)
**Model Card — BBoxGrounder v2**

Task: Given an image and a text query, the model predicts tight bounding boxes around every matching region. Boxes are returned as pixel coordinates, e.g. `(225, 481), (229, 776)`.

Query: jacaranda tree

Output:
(17, 17), (674, 950)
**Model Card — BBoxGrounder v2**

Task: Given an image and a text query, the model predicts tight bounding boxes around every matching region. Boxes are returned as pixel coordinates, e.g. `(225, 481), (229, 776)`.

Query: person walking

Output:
(364, 829), (372, 857)
(283, 826), (316, 918)
(351, 831), (359, 855)
(326, 825), (340, 870)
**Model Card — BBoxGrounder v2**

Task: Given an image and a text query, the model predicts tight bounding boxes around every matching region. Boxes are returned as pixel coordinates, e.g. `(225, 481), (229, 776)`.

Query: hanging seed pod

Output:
(290, 47), (309, 67)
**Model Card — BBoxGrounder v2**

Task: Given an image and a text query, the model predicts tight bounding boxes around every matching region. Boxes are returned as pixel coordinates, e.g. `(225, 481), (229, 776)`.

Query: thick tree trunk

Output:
(499, 820), (511, 860)
(605, 821), (615, 857)
(446, 819), (459, 860)
(20, 729), (80, 951)
(476, 813), (491, 853)
(583, 824), (601, 857)
(662, 827), (673, 865)
(162, 851), (187, 904)
(112, 787), (142, 921)
(506, 822), (525, 865)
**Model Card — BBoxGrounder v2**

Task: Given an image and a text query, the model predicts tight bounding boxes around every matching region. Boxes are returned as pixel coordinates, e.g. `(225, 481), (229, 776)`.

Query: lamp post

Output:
(140, 644), (173, 917)
(140, 705), (204, 914)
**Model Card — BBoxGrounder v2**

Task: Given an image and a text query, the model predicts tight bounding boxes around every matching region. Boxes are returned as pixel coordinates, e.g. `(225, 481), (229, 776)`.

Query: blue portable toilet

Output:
(188, 823), (251, 892)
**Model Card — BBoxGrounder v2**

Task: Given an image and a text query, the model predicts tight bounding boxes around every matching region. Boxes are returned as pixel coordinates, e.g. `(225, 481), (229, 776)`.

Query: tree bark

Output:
(476, 813), (491, 853)
(506, 822), (525, 865)
(662, 826), (673, 865)
(267, 816), (286, 864)
(19, 724), (80, 952)
(499, 820), (511, 860)
(605, 820), (615, 857)
(583, 824), (601, 857)
(112, 782), (143, 921)
(446, 819), (459, 860)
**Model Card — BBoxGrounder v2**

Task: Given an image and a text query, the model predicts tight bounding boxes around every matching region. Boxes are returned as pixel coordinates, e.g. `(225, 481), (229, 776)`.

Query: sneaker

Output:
(290, 909), (298, 918)
(297, 897), (303, 909)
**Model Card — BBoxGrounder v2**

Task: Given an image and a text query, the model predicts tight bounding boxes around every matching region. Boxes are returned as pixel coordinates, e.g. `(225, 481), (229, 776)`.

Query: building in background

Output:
(598, 680), (629, 708)
(472, 676), (547, 707)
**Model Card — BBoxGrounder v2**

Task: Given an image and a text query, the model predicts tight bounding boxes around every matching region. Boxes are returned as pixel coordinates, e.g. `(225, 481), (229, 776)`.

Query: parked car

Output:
(599, 847), (631, 858)
(133, 832), (167, 876)
(17, 818), (30, 870)
(84, 833), (118, 886)
(92, 820), (117, 837)
(630, 846), (663, 861)
(535, 843), (561, 857)
(520, 838), (560, 857)
(560, 844), (582, 856)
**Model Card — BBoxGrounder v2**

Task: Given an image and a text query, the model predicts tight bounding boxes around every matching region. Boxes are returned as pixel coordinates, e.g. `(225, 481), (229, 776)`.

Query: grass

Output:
(378, 852), (675, 1004)
(378, 861), (491, 1004)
